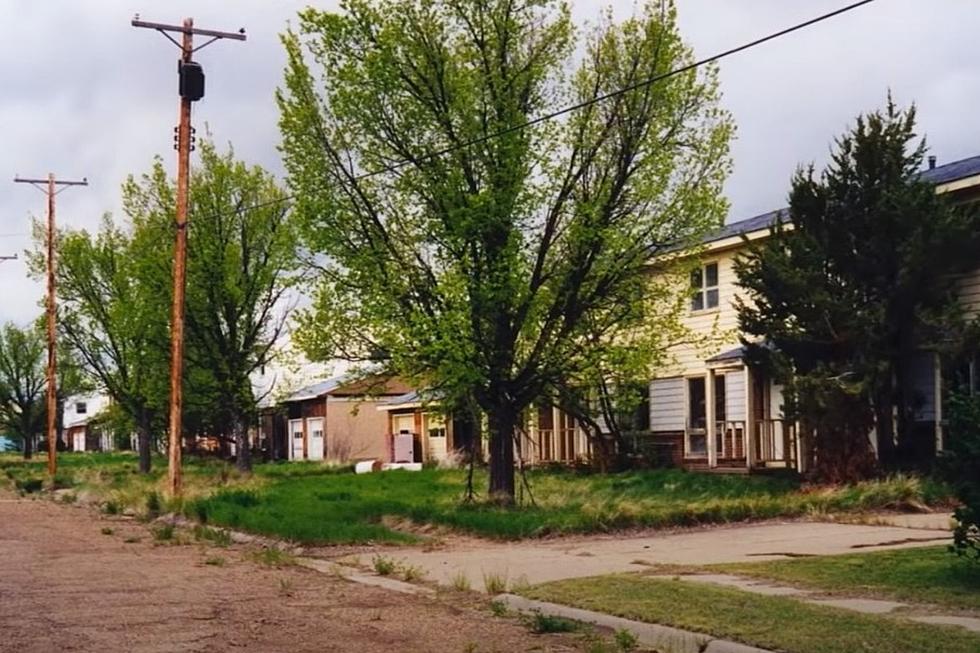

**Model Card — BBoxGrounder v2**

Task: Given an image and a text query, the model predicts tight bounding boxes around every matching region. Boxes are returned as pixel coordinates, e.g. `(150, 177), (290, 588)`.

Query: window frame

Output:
(690, 262), (720, 312)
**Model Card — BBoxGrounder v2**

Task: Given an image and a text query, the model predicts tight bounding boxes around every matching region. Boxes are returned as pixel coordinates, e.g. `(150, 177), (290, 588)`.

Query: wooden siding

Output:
(956, 266), (980, 319)
(657, 248), (745, 378)
(650, 377), (685, 431)
(724, 370), (746, 422)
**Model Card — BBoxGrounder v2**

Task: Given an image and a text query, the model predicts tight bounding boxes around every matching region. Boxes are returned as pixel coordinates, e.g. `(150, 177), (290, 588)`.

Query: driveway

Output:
(367, 516), (953, 591)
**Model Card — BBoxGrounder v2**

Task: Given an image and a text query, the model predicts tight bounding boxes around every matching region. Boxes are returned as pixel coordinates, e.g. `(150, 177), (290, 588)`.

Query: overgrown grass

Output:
(0, 452), (954, 546)
(713, 545), (980, 611)
(520, 575), (980, 653)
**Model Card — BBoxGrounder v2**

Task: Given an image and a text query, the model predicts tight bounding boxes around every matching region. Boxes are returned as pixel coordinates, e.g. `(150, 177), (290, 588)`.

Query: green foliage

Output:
(192, 525), (232, 547)
(279, 0), (732, 499)
(612, 629), (639, 652)
(246, 547), (297, 568)
(939, 394), (980, 561)
(145, 491), (162, 518)
(372, 555), (397, 576)
(151, 524), (175, 541)
(0, 322), (47, 458)
(735, 97), (980, 478)
(527, 612), (579, 634)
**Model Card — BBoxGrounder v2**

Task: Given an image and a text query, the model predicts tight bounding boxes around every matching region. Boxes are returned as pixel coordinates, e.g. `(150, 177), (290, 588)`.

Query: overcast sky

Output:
(1, 0), (978, 327)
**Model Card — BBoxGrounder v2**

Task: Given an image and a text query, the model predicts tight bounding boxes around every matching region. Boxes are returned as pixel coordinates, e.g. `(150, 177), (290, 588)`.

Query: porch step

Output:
(686, 463), (750, 475)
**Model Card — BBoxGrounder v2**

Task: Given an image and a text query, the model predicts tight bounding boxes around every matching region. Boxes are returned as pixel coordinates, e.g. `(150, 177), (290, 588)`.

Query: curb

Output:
(495, 594), (773, 653)
(297, 557), (436, 597)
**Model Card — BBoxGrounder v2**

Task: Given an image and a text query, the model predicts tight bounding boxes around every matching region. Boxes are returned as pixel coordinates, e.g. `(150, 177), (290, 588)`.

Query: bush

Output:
(939, 394), (980, 561)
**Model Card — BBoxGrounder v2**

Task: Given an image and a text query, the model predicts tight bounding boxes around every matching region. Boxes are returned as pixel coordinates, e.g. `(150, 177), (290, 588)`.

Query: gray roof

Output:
(381, 390), (421, 407)
(284, 374), (348, 402)
(702, 209), (787, 245)
(705, 346), (747, 363)
(919, 154), (980, 185)
(704, 153), (980, 244)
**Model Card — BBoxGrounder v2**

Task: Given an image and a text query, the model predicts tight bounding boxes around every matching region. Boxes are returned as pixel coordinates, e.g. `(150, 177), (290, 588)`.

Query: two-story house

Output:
(646, 154), (980, 473)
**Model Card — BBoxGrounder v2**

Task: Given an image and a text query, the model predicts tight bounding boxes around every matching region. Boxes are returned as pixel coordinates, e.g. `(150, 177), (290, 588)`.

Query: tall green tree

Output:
(735, 99), (980, 477)
(46, 215), (170, 473)
(116, 141), (297, 472)
(279, 0), (731, 501)
(0, 322), (47, 459)
(183, 142), (297, 472)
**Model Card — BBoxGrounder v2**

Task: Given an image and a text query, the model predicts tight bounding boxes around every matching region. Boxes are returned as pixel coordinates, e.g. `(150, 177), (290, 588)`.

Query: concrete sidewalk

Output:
(364, 517), (952, 591)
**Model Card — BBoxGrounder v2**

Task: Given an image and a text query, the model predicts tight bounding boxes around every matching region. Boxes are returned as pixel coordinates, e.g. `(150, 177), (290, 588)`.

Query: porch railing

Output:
(714, 420), (746, 460)
(754, 418), (797, 467)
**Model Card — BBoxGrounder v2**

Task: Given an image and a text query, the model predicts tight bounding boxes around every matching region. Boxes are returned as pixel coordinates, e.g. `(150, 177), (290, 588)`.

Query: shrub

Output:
(15, 477), (43, 494)
(145, 491), (162, 518)
(193, 525), (232, 547)
(152, 524), (175, 541)
(103, 500), (120, 515)
(939, 394), (980, 561)
(450, 570), (471, 591)
(372, 555), (397, 576)
(482, 571), (508, 594)
(613, 629), (639, 652)
(528, 612), (579, 634)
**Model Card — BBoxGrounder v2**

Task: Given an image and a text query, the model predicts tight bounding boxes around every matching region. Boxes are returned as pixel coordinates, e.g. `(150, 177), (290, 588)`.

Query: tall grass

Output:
(0, 453), (951, 545)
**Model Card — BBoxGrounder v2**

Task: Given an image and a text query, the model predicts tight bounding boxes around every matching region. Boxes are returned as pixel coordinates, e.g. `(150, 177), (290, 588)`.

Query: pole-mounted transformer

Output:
(179, 61), (205, 101)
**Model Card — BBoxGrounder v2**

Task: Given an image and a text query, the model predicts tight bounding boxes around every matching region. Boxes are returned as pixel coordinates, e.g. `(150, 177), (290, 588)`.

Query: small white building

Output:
(63, 392), (113, 452)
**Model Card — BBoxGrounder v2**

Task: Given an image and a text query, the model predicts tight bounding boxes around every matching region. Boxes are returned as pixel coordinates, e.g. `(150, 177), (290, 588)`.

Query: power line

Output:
(196, 0), (877, 221)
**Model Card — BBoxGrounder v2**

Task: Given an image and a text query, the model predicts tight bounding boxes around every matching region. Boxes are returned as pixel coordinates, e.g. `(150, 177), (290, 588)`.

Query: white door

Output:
(307, 417), (325, 461)
(73, 432), (85, 452)
(425, 413), (448, 461)
(289, 419), (304, 460)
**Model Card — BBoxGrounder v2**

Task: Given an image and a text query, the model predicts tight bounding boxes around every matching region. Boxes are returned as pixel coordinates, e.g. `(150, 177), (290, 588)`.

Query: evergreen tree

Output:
(735, 99), (980, 478)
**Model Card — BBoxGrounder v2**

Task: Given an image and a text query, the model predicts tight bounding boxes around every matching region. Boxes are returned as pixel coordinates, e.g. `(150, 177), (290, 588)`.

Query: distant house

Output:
(644, 154), (980, 473)
(62, 393), (113, 452)
(275, 374), (413, 462)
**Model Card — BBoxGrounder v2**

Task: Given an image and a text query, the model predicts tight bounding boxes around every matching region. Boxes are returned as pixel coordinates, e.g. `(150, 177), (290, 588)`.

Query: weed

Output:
(145, 491), (162, 518)
(59, 492), (77, 504)
(151, 524), (175, 541)
(192, 525), (232, 547)
(278, 578), (294, 596)
(528, 612), (579, 634)
(14, 477), (43, 494)
(613, 629), (639, 652)
(103, 500), (120, 515)
(373, 554), (397, 576)
(100, 527), (114, 536)
(461, 643), (478, 653)
(123, 536), (141, 544)
(370, 610), (383, 621)
(401, 563), (425, 582)
(204, 555), (226, 567)
(451, 570), (472, 591)
(489, 600), (508, 617)
(247, 547), (297, 568)
(483, 570), (508, 594)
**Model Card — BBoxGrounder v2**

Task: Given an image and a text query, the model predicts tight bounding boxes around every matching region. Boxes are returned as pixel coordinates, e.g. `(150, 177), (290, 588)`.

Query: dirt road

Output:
(0, 498), (577, 653)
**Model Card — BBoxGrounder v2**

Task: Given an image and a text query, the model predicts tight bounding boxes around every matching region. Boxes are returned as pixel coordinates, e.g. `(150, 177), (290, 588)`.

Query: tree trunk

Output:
(23, 433), (33, 460)
(233, 411), (252, 473)
(137, 412), (152, 474)
(487, 407), (516, 504)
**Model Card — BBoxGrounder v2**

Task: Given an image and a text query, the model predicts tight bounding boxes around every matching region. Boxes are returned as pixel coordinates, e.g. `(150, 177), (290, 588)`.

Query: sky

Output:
(1, 0), (978, 328)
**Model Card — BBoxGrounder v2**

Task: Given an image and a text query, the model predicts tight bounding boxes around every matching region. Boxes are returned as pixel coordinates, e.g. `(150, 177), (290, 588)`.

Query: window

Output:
(75, 402), (87, 415)
(691, 262), (719, 311)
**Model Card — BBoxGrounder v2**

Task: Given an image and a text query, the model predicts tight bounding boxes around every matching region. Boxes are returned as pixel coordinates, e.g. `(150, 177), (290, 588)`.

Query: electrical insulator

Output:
(179, 61), (205, 101)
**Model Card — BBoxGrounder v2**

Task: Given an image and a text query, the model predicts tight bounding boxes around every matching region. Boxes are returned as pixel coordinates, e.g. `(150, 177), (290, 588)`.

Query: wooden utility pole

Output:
(132, 16), (245, 497)
(13, 174), (88, 476)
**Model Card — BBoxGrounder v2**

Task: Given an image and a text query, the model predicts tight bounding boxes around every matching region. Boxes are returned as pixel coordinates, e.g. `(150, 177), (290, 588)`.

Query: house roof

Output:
(919, 154), (980, 185)
(705, 346), (746, 363)
(284, 374), (349, 402)
(702, 154), (980, 245)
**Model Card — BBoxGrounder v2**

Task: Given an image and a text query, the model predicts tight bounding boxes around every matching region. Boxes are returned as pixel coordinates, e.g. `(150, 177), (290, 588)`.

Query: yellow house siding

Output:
(658, 246), (745, 378)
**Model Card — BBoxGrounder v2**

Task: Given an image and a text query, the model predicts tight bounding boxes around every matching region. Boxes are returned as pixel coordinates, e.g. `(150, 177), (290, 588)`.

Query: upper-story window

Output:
(75, 402), (87, 415)
(691, 262), (719, 311)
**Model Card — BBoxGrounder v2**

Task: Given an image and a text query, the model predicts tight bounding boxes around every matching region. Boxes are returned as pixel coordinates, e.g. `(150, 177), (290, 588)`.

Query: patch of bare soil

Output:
(0, 498), (582, 653)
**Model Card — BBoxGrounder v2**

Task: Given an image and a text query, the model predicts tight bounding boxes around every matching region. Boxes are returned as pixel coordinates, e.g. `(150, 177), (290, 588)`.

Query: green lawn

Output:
(0, 452), (954, 545)
(520, 575), (980, 653)
(712, 546), (980, 611)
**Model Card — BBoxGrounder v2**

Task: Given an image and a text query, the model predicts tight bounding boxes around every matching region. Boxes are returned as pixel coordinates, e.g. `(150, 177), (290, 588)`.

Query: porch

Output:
(651, 346), (803, 474)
